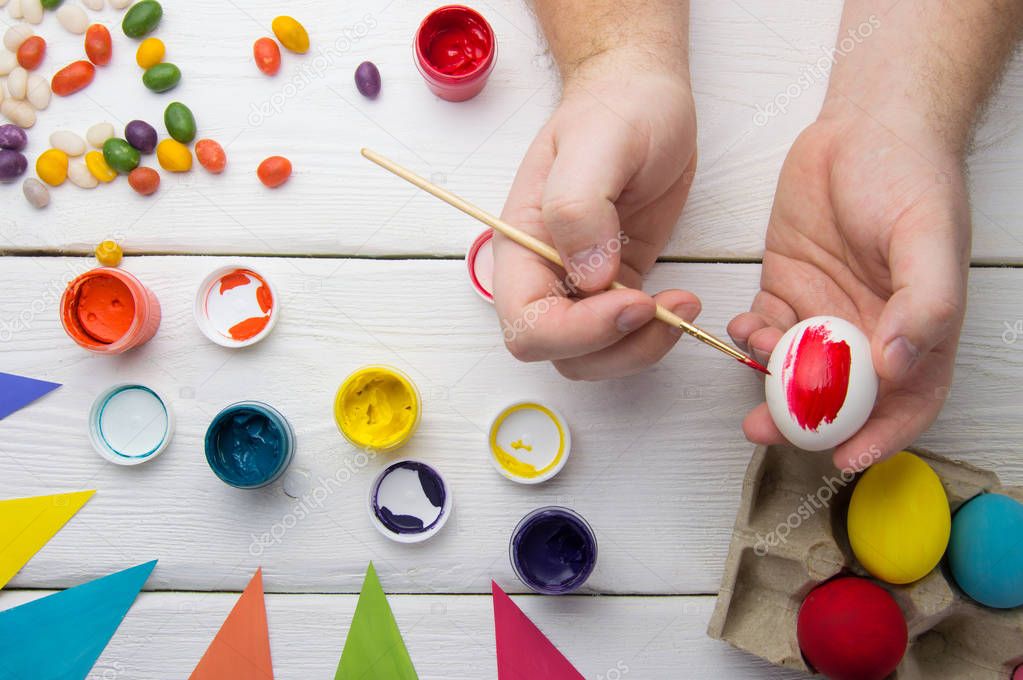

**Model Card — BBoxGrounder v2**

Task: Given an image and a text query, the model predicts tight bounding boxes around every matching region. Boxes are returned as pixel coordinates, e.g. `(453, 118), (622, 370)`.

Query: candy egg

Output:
(765, 316), (878, 451)
(848, 451), (950, 584)
(797, 576), (907, 680)
(948, 493), (1023, 609)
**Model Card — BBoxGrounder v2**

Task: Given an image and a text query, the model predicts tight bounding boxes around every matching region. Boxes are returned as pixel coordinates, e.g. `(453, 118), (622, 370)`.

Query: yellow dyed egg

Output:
(85, 151), (117, 183)
(271, 15), (309, 54)
(156, 139), (192, 172)
(95, 240), (123, 267)
(136, 37), (165, 69)
(36, 149), (69, 186)
(848, 451), (950, 584)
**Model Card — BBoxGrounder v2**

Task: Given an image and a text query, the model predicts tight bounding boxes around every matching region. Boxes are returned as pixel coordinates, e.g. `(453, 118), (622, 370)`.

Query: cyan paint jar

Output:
(204, 401), (295, 489)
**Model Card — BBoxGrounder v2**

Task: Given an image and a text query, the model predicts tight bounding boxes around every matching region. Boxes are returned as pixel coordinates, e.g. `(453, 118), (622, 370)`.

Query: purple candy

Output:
(354, 61), (381, 99)
(0, 124), (28, 152)
(125, 120), (158, 154)
(0, 150), (28, 182)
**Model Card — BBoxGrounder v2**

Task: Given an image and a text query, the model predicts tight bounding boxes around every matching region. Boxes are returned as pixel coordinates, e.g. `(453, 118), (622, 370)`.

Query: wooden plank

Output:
(0, 0), (1021, 261)
(0, 257), (1019, 594)
(0, 590), (805, 679)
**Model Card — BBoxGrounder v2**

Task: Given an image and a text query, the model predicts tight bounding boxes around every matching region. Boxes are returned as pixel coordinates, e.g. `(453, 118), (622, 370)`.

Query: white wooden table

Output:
(1, 1), (1021, 677)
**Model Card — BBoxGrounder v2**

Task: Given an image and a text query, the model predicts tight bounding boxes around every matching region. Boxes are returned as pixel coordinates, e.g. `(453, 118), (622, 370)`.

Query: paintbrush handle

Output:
(361, 147), (754, 367)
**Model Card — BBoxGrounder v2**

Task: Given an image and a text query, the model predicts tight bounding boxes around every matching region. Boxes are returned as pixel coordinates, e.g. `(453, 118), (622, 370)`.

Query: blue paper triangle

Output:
(0, 372), (61, 420)
(0, 560), (157, 680)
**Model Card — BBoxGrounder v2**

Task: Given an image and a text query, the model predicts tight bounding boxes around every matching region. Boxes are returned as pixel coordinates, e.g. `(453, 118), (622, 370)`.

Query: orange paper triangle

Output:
(189, 568), (274, 680)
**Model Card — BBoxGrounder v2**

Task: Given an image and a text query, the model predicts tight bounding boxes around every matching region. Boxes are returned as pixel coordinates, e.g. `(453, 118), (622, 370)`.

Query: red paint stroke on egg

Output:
(782, 324), (852, 431)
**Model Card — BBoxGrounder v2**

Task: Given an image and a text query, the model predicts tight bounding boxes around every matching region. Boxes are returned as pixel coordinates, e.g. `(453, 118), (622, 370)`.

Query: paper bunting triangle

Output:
(0, 372), (60, 420)
(0, 560), (156, 680)
(492, 581), (584, 680)
(189, 568), (274, 680)
(335, 562), (418, 680)
(0, 490), (96, 589)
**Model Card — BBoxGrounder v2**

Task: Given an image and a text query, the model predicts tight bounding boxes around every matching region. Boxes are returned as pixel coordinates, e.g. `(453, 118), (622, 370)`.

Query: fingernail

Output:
(752, 347), (770, 367)
(670, 304), (700, 336)
(568, 247), (606, 285)
(883, 336), (919, 380)
(616, 304), (652, 332)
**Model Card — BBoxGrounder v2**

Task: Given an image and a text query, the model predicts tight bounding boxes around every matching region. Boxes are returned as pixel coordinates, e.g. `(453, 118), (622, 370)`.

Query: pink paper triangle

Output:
(492, 581), (584, 680)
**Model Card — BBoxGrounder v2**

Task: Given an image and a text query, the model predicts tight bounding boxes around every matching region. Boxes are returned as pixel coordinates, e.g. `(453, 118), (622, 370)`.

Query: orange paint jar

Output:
(60, 268), (161, 354)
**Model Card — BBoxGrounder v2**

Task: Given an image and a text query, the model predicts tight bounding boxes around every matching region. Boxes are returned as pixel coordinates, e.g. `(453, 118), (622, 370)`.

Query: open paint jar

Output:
(334, 366), (422, 453)
(467, 229), (494, 302)
(194, 265), (279, 348)
(510, 506), (597, 594)
(414, 5), (497, 102)
(60, 267), (161, 354)
(369, 459), (452, 543)
(204, 401), (295, 489)
(89, 384), (173, 465)
(489, 401), (571, 483)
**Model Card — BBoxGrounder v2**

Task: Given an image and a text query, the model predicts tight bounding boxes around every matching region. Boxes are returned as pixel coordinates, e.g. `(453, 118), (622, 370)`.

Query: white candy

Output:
(56, 4), (88, 34)
(108, 0), (132, 8)
(25, 72), (49, 109)
(0, 0), (8, 8)
(7, 67), (27, 100)
(8, 0), (23, 20)
(50, 130), (87, 156)
(3, 25), (32, 52)
(68, 159), (98, 188)
(20, 0), (41, 24)
(0, 99), (35, 127)
(0, 50), (16, 76)
(0, 84), (4, 106)
(86, 121), (114, 147)
(82, 0), (102, 8)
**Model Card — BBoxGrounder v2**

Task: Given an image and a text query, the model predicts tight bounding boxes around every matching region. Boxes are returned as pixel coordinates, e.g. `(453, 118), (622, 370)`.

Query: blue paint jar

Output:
(510, 506), (597, 594)
(204, 401), (295, 489)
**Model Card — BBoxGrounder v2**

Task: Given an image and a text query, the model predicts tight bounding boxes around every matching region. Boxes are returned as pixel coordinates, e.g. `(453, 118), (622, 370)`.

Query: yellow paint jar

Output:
(488, 401), (571, 484)
(334, 365), (421, 452)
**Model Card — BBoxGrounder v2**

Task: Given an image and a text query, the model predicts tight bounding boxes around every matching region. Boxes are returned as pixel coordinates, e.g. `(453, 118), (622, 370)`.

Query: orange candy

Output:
(257, 156), (291, 188)
(252, 37), (281, 76)
(128, 166), (160, 196)
(16, 36), (46, 71)
(51, 60), (96, 97)
(85, 25), (112, 67)
(195, 139), (227, 174)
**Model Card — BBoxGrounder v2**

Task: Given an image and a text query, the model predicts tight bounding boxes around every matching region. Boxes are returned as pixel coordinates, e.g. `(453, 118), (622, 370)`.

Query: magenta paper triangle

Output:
(492, 582), (584, 680)
(0, 372), (60, 420)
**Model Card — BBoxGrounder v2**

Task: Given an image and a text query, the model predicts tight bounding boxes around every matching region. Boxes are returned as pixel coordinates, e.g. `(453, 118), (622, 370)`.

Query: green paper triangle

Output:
(335, 562), (418, 680)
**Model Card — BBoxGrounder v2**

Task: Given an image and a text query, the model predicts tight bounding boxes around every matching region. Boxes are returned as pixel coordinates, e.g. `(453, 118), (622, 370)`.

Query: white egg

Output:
(764, 315), (878, 451)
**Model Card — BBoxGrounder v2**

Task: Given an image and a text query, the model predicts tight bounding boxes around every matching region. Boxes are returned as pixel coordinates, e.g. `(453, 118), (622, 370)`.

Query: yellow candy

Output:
(85, 151), (117, 183)
(271, 15), (309, 54)
(95, 240), (123, 267)
(36, 149), (69, 187)
(848, 451), (951, 584)
(135, 37), (165, 69)
(156, 138), (192, 172)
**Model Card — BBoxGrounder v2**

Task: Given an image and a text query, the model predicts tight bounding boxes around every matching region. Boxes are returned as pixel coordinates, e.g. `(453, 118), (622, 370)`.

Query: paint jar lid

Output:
(368, 459), (452, 543)
(194, 265), (280, 348)
(488, 401), (571, 484)
(89, 383), (174, 465)
(467, 229), (494, 303)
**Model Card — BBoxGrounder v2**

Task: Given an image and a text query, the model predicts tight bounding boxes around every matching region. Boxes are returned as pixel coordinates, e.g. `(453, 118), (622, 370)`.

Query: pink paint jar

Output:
(60, 267), (161, 354)
(414, 5), (497, 102)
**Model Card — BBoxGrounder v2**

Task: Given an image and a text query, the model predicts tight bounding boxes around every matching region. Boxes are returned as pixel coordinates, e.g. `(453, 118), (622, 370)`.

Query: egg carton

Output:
(707, 444), (1023, 679)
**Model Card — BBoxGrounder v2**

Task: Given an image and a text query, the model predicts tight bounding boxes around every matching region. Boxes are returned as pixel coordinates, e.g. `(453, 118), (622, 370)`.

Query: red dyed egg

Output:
(16, 36), (46, 70)
(85, 24), (113, 67)
(257, 155), (291, 188)
(51, 60), (96, 97)
(252, 37), (281, 76)
(797, 577), (907, 680)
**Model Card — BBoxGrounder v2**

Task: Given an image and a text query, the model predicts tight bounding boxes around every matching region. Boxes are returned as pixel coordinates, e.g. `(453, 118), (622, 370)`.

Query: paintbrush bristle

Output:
(740, 355), (771, 375)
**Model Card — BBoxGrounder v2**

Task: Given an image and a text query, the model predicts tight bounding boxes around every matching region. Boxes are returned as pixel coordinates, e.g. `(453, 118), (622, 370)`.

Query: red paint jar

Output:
(60, 268), (161, 354)
(414, 5), (497, 102)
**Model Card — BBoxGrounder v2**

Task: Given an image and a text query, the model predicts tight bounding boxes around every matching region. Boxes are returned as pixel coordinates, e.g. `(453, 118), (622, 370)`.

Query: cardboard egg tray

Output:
(707, 444), (1023, 679)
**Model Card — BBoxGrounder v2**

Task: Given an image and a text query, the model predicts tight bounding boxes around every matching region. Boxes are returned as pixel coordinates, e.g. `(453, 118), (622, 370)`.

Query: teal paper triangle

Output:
(0, 560), (157, 680)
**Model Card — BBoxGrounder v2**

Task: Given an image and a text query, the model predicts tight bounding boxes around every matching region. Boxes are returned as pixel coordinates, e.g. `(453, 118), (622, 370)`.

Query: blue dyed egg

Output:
(948, 493), (1023, 609)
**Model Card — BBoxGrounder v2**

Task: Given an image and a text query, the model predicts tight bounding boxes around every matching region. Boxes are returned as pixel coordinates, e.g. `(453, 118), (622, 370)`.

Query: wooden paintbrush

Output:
(361, 148), (770, 375)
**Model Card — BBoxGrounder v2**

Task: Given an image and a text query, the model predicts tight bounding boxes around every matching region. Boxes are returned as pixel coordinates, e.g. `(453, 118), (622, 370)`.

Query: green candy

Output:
(142, 63), (181, 93)
(122, 0), (163, 39)
(102, 138), (141, 174)
(40, 0), (64, 9)
(163, 102), (196, 144)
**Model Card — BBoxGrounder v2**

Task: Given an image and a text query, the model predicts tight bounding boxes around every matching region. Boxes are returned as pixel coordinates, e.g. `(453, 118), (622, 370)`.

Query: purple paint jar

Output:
(509, 506), (597, 594)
